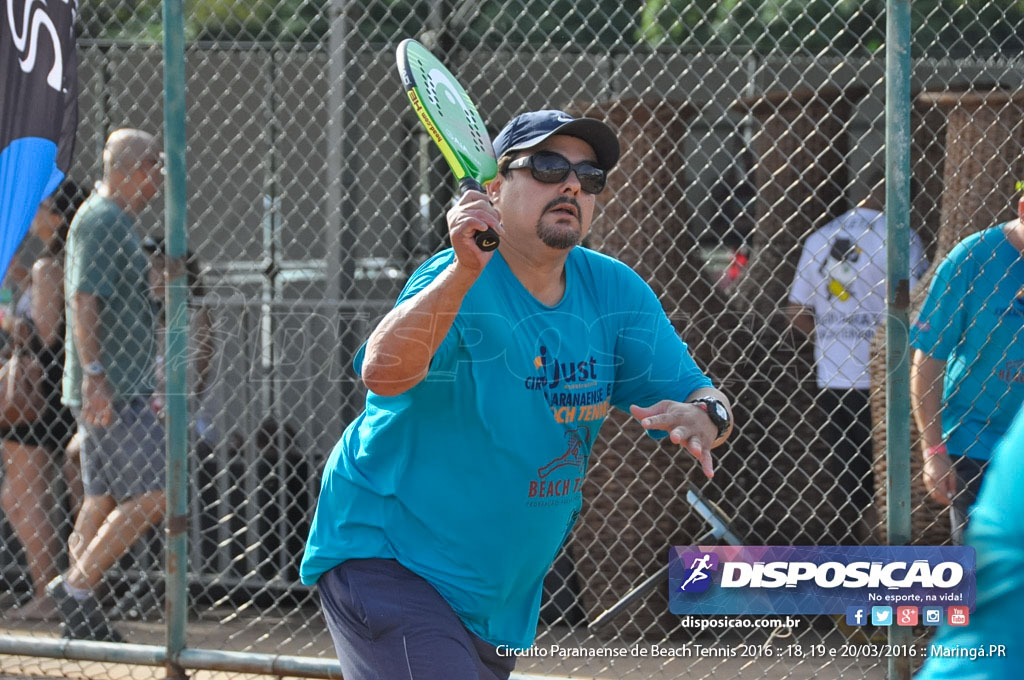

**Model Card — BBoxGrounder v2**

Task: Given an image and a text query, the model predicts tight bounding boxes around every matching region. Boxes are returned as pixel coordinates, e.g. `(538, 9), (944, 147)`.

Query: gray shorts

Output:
(75, 398), (166, 502)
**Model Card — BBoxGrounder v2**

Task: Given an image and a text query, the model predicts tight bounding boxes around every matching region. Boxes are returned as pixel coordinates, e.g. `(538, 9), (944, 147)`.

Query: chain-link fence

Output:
(2, 0), (1023, 678)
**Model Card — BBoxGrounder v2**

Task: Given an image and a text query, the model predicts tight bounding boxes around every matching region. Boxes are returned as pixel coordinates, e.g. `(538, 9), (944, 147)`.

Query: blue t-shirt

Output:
(915, 404), (1024, 680)
(910, 226), (1024, 461)
(301, 247), (713, 648)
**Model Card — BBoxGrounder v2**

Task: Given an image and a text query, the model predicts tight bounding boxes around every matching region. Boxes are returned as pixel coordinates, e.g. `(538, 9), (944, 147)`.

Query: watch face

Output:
(695, 398), (729, 436)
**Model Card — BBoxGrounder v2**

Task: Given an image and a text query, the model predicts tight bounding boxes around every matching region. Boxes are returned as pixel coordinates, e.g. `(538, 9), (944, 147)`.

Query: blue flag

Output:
(0, 0), (79, 280)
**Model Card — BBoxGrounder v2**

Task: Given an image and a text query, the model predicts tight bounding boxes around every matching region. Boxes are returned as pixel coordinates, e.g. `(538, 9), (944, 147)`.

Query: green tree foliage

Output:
(190, 0), (274, 41)
(637, 0), (1024, 57)
(637, 0), (717, 48)
(911, 0), (1024, 58)
(78, 0), (163, 41)
(77, 0), (329, 43)
(457, 0), (646, 49)
(348, 0), (646, 48)
(189, 0), (329, 43)
(354, 0), (430, 44)
(639, 0), (883, 54)
(76, 0), (643, 47)
(75, 0), (1024, 56)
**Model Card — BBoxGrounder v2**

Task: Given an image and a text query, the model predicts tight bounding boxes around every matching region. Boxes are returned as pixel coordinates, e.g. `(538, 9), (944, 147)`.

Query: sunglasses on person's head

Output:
(506, 151), (606, 195)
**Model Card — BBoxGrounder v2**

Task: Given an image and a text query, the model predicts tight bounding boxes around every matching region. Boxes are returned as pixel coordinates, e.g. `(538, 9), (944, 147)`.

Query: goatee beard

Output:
(536, 223), (580, 250)
(537, 197), (582, 250)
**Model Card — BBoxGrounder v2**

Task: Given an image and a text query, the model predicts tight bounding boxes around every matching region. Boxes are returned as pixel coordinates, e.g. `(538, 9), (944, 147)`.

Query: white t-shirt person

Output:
(790, 207), (928, 390)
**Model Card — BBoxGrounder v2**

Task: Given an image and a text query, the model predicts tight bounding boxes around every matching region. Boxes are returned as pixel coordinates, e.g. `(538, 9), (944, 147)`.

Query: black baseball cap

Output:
(492, 110), (620, 171)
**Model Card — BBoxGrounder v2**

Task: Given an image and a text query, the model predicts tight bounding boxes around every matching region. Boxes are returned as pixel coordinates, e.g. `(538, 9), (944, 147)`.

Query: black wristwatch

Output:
(689, 397), (731, 439)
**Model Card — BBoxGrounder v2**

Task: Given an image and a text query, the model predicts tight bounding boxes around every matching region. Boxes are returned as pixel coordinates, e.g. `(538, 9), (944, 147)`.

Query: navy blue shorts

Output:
(317, 559), (516, 680)
(951, 454), (988, 509)
(950, 454), (990, 540)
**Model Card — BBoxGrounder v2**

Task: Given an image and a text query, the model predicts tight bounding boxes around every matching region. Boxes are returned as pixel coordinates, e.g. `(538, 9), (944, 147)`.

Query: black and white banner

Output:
(0, 0), (78, 278)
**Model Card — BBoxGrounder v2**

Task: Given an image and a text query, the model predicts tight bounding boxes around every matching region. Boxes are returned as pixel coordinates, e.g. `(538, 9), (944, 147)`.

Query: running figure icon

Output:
(680, 554), (714, 592)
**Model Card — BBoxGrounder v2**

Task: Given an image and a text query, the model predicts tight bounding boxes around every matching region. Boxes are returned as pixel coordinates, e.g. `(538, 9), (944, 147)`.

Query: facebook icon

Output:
(846, 606), (867, 626)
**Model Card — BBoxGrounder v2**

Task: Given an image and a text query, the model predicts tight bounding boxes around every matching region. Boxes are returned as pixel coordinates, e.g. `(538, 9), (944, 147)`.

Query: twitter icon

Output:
(872, 606), (893, 626)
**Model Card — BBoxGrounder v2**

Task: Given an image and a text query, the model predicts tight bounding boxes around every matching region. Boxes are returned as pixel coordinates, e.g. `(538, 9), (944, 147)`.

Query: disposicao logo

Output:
(716, 559), (963, 589)
(679, 552), (719, 593)
(669, 546), (975, 616)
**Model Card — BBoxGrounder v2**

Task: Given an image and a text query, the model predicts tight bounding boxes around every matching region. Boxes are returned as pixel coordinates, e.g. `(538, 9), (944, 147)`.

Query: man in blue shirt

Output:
(914, 403), (1024, 680)
(910, 197), (1024, 531)
(302, 110), (733, 679)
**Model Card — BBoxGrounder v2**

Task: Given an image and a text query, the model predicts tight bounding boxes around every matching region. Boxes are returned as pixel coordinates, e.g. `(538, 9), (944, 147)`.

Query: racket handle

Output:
(459, 177), (500, 252)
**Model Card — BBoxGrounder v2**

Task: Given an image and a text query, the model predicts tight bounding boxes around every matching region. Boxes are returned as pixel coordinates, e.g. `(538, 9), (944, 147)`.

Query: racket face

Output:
(397, 39), (497, 185)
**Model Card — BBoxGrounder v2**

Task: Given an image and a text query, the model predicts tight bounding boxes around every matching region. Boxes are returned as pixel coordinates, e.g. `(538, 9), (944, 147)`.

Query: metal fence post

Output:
(885, 0), (914, 677)
(161, 0), (189, 677)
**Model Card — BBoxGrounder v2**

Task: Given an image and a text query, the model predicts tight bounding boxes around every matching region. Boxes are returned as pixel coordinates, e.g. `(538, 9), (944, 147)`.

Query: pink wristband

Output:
(924, 443), (948, 459)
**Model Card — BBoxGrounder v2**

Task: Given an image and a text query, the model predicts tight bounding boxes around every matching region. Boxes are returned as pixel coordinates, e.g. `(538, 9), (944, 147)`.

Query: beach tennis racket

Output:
(396, 39), (500, 252)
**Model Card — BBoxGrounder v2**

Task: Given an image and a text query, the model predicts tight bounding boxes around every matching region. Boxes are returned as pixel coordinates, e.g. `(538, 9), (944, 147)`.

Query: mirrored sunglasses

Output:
(506, 151), (606, 194)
